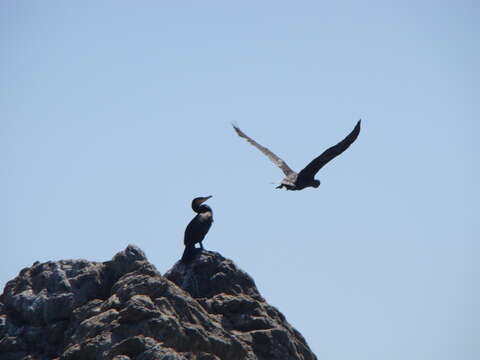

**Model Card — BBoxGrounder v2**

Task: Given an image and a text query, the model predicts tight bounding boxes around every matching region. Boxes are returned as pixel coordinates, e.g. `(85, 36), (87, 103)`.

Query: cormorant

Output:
(233, 120), (361, 191)
(181, 196), (213, 263)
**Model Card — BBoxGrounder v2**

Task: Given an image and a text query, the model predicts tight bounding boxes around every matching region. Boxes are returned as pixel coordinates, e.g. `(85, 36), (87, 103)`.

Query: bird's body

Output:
(184, 209), (213, 248)
(233, 120), (361, 191)
(181, 196), (213, 263)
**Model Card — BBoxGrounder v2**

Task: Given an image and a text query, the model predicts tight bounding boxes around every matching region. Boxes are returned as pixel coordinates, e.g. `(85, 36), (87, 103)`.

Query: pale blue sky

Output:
(1, 1), (478, 359)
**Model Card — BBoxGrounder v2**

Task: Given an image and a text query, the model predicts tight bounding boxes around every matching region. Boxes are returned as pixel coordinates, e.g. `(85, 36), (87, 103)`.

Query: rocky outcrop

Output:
(0, 245), (317, 360)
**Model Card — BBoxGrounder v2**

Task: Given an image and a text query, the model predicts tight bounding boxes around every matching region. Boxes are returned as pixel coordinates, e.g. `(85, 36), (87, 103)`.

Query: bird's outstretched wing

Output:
(297, 120), (361, 181)
(233, 125), (295, 177)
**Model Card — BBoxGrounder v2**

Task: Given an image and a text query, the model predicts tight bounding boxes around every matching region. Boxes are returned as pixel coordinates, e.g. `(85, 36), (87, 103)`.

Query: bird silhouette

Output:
(181, 196), (213, 263)
(233, 120), (361, 191)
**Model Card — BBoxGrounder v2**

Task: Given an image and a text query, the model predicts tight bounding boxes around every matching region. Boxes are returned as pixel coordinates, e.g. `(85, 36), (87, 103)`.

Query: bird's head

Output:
(312, 180), (321, 188)
(192, 195), (212, 212)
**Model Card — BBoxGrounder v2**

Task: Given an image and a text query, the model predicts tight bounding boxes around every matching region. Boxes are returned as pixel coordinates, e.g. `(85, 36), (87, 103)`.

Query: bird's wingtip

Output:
(232, 123), (244, 136)
(355, 119), (361, 130)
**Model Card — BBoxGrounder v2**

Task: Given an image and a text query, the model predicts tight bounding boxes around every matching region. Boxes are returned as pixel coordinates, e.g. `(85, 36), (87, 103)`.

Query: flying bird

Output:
(181, 196), (214, 263)
(233, 120), (361, 191)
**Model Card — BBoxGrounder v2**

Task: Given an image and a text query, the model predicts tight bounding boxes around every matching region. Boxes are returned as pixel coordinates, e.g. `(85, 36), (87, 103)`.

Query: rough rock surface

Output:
(0, 245), (317, 360)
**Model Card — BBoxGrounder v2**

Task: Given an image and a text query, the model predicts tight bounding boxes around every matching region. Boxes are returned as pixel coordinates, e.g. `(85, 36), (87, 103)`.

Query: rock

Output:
(0, 246), (317, 360)
(166, 251), (317, 360)
(165, 251), (262, 301)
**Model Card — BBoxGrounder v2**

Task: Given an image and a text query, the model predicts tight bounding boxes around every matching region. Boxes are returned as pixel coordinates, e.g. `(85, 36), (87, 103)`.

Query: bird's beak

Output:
(200, 195), (212, 203)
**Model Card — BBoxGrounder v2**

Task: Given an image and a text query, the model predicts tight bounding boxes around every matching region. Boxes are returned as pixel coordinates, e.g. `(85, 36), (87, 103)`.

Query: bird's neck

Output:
(193, 204), (212, 214)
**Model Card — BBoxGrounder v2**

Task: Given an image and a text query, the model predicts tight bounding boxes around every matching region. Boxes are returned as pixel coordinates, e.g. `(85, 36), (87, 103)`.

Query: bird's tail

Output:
(270, 181), (284, 189)
(181, 245), (197, 264)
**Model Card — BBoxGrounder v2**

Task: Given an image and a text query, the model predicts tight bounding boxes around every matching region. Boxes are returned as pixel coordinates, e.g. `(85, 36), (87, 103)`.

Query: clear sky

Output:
(1, 1), (478, 359)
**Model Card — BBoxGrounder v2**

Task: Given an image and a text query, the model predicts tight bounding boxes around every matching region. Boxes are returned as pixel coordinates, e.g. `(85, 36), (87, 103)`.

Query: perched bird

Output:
(181, 196), (213, 263)
(233, 120), (361, 191)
